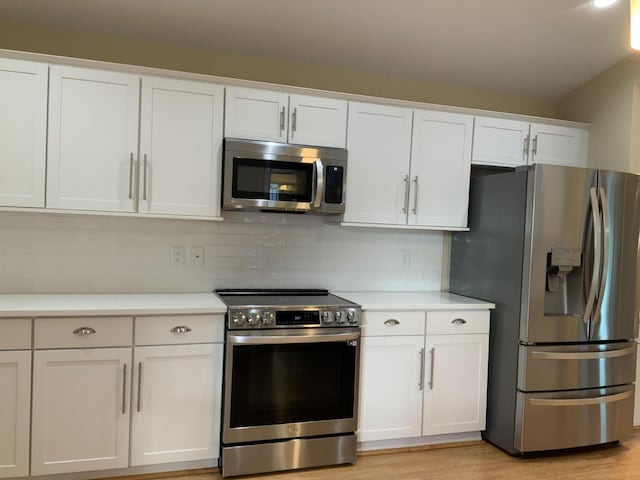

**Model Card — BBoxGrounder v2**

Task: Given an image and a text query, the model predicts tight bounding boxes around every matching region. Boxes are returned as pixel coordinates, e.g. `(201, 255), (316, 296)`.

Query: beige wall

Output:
(557, 54), (640, 173)
(0, 20), (558, 118)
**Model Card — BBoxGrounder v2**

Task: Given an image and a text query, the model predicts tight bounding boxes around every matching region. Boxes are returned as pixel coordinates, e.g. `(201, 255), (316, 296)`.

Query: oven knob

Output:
(347, 311), (356, 323)
(322, 311), (334, 324)
(262, 312), (274, 325)
(334, 311), (345, 323)
(247, 313), (260, 326)
(232, 313), (246, 327)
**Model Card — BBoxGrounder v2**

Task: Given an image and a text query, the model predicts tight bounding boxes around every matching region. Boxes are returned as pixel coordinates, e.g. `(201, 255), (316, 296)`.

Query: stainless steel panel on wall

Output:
(591, 170), (640, 342)
(517, 342), (636, 391)
(520, 165), (596, 343)
(514, 384), (634, 453)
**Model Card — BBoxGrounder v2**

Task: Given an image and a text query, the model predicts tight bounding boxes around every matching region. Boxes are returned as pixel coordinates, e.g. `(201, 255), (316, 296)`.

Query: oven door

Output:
(223, 328), (360, 445)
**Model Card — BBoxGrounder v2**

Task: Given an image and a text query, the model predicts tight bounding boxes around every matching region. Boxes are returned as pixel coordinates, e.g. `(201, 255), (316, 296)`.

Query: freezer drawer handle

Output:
(531, 346), (635, 360)
(530, 390), (631, 407)
(451, 318), (467, 325)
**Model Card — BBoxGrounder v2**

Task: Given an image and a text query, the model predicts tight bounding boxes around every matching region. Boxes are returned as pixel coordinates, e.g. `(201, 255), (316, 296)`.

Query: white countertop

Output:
(0, 293), (227, 317)
(334, 291), (495, 311)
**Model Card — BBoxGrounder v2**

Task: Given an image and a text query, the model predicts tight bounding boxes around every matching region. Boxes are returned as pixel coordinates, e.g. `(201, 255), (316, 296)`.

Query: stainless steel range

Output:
(215, 289), (361, 478)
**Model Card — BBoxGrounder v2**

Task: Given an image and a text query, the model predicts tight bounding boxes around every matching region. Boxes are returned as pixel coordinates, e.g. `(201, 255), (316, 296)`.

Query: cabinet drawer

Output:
(0, 318), (32, 350)
(362, 311), (425, 337)
(426, 310), (489, 335)
(34, 317), (133, 348)
(135, 314), (224, 345)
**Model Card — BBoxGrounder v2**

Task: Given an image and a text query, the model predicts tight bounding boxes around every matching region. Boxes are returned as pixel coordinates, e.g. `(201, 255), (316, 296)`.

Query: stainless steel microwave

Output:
(222, 138), (347, 214)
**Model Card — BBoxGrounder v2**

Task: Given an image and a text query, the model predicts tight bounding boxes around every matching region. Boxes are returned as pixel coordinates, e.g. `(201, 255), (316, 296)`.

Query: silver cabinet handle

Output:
(532, 134), (538, 156)
(137, 362), (143, 412)
(402, 175), (410, 213)
(412, 176), (418, 214)
(428, 348), (435, 390)
(383, 319), (400, 326)
(523, 135), (530, 163)
(170, 325), (192, 334)
(418, 348), (425, 390)
(143, 153), (149, 201)
(279, 107), (285, 135)
(122, 363), (127, 415)
(73, 327), (96, 336)
(291, 107), (297, 137)
(451, 318), (467, 325)
(128, 152), (134, 199)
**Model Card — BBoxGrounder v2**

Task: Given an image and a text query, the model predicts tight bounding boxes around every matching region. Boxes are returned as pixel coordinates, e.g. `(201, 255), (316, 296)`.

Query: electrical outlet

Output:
(191, 246), (205, 266)
(171, 246), (186, 266)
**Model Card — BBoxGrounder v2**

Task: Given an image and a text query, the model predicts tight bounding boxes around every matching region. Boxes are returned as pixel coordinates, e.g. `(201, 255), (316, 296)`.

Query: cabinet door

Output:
(31, 348), (131, 475)
(0, 351), (30, 479)
(131, 343), (223, 465)
(409, 110), (473, 228)
(529, 123), (587, 167)
(139, 77), (224, 217)
(634, 342), (640, 427)
(225, 86), (288, 142)
(358, 336), (424, 442)
(0, 58), (47, 208)
(423, 334), (488, 436)
(288, 94), (347, 148)
(47, 66), (139, 212)
(472, 116), (530, 167)
(343, 102), (413, 225)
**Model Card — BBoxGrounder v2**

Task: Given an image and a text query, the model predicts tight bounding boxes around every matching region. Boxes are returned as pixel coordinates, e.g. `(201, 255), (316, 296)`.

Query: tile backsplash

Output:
(0, 211), (444, 294)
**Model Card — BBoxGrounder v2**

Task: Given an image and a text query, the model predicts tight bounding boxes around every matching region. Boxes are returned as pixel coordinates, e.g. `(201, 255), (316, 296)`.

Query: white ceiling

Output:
(0, 0), (633, 100)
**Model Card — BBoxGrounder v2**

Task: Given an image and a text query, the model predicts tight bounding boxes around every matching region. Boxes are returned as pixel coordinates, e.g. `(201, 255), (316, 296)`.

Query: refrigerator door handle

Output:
(583, 187), (602, 328)
(529, 390), (632, 407)
(592, 187), (609, 328)
(530, 345), (635, 360)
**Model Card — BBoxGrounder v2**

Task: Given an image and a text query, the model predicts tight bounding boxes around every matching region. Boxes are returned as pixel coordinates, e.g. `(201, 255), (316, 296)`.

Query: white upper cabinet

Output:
(47, 65), (224, 218)
(343, 102), (413, 225)
(472, 117), (530, 167)
(138, 77), (224, 217)
(409, 110), (473, 228)
(344, 102), (472, 230)
(225, 86), (347, 147)
(47, 65), (140, 212)
(0, 58), (47, 208)
(472, 116), (588, 168)
(529, 123), (587, 167)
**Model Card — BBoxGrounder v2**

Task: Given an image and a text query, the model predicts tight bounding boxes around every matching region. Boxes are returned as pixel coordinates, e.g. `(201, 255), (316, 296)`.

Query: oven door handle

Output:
(229, 331), (360, 345)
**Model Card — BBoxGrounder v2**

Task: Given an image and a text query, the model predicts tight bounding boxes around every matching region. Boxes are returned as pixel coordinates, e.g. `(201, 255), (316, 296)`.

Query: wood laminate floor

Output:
(121, 431), (640, 480)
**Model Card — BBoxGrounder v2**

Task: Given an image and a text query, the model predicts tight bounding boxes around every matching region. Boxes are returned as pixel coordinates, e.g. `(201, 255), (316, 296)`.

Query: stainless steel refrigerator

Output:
(450, 164), (639, 454)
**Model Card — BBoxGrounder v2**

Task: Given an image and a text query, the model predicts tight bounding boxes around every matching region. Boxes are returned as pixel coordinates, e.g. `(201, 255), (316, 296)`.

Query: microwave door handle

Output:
(583, 186), (601, 329)
(313, 159), (324, 208)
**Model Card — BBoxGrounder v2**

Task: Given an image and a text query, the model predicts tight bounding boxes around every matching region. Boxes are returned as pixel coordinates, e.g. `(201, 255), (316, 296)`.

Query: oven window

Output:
(232, 158), (313, 202)
(230, 342), (356, 428)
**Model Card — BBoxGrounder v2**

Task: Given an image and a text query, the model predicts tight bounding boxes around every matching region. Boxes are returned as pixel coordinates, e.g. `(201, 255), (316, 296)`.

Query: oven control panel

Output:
(227, 307), (360, 329)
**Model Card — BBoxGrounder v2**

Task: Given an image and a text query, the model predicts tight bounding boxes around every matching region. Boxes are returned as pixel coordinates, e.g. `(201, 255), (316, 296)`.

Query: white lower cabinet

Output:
(358, 310), (489, 444)
(130, 343), (223, 465)
(0, 350), (31, 479)
(422, 334), (489, 435)
(31, 348), (132, 475)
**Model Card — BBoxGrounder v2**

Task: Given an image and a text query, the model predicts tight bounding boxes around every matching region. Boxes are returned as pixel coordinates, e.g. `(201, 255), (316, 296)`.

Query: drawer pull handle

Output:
(170, 325), (192, 334)
(384, 319), (400, 327)
(451, 318), (467, 325)
(73, 327), (96, 336)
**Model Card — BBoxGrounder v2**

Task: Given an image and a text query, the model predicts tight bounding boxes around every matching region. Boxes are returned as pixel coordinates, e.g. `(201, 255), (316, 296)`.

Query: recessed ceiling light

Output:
(594, 0), (617, 7)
